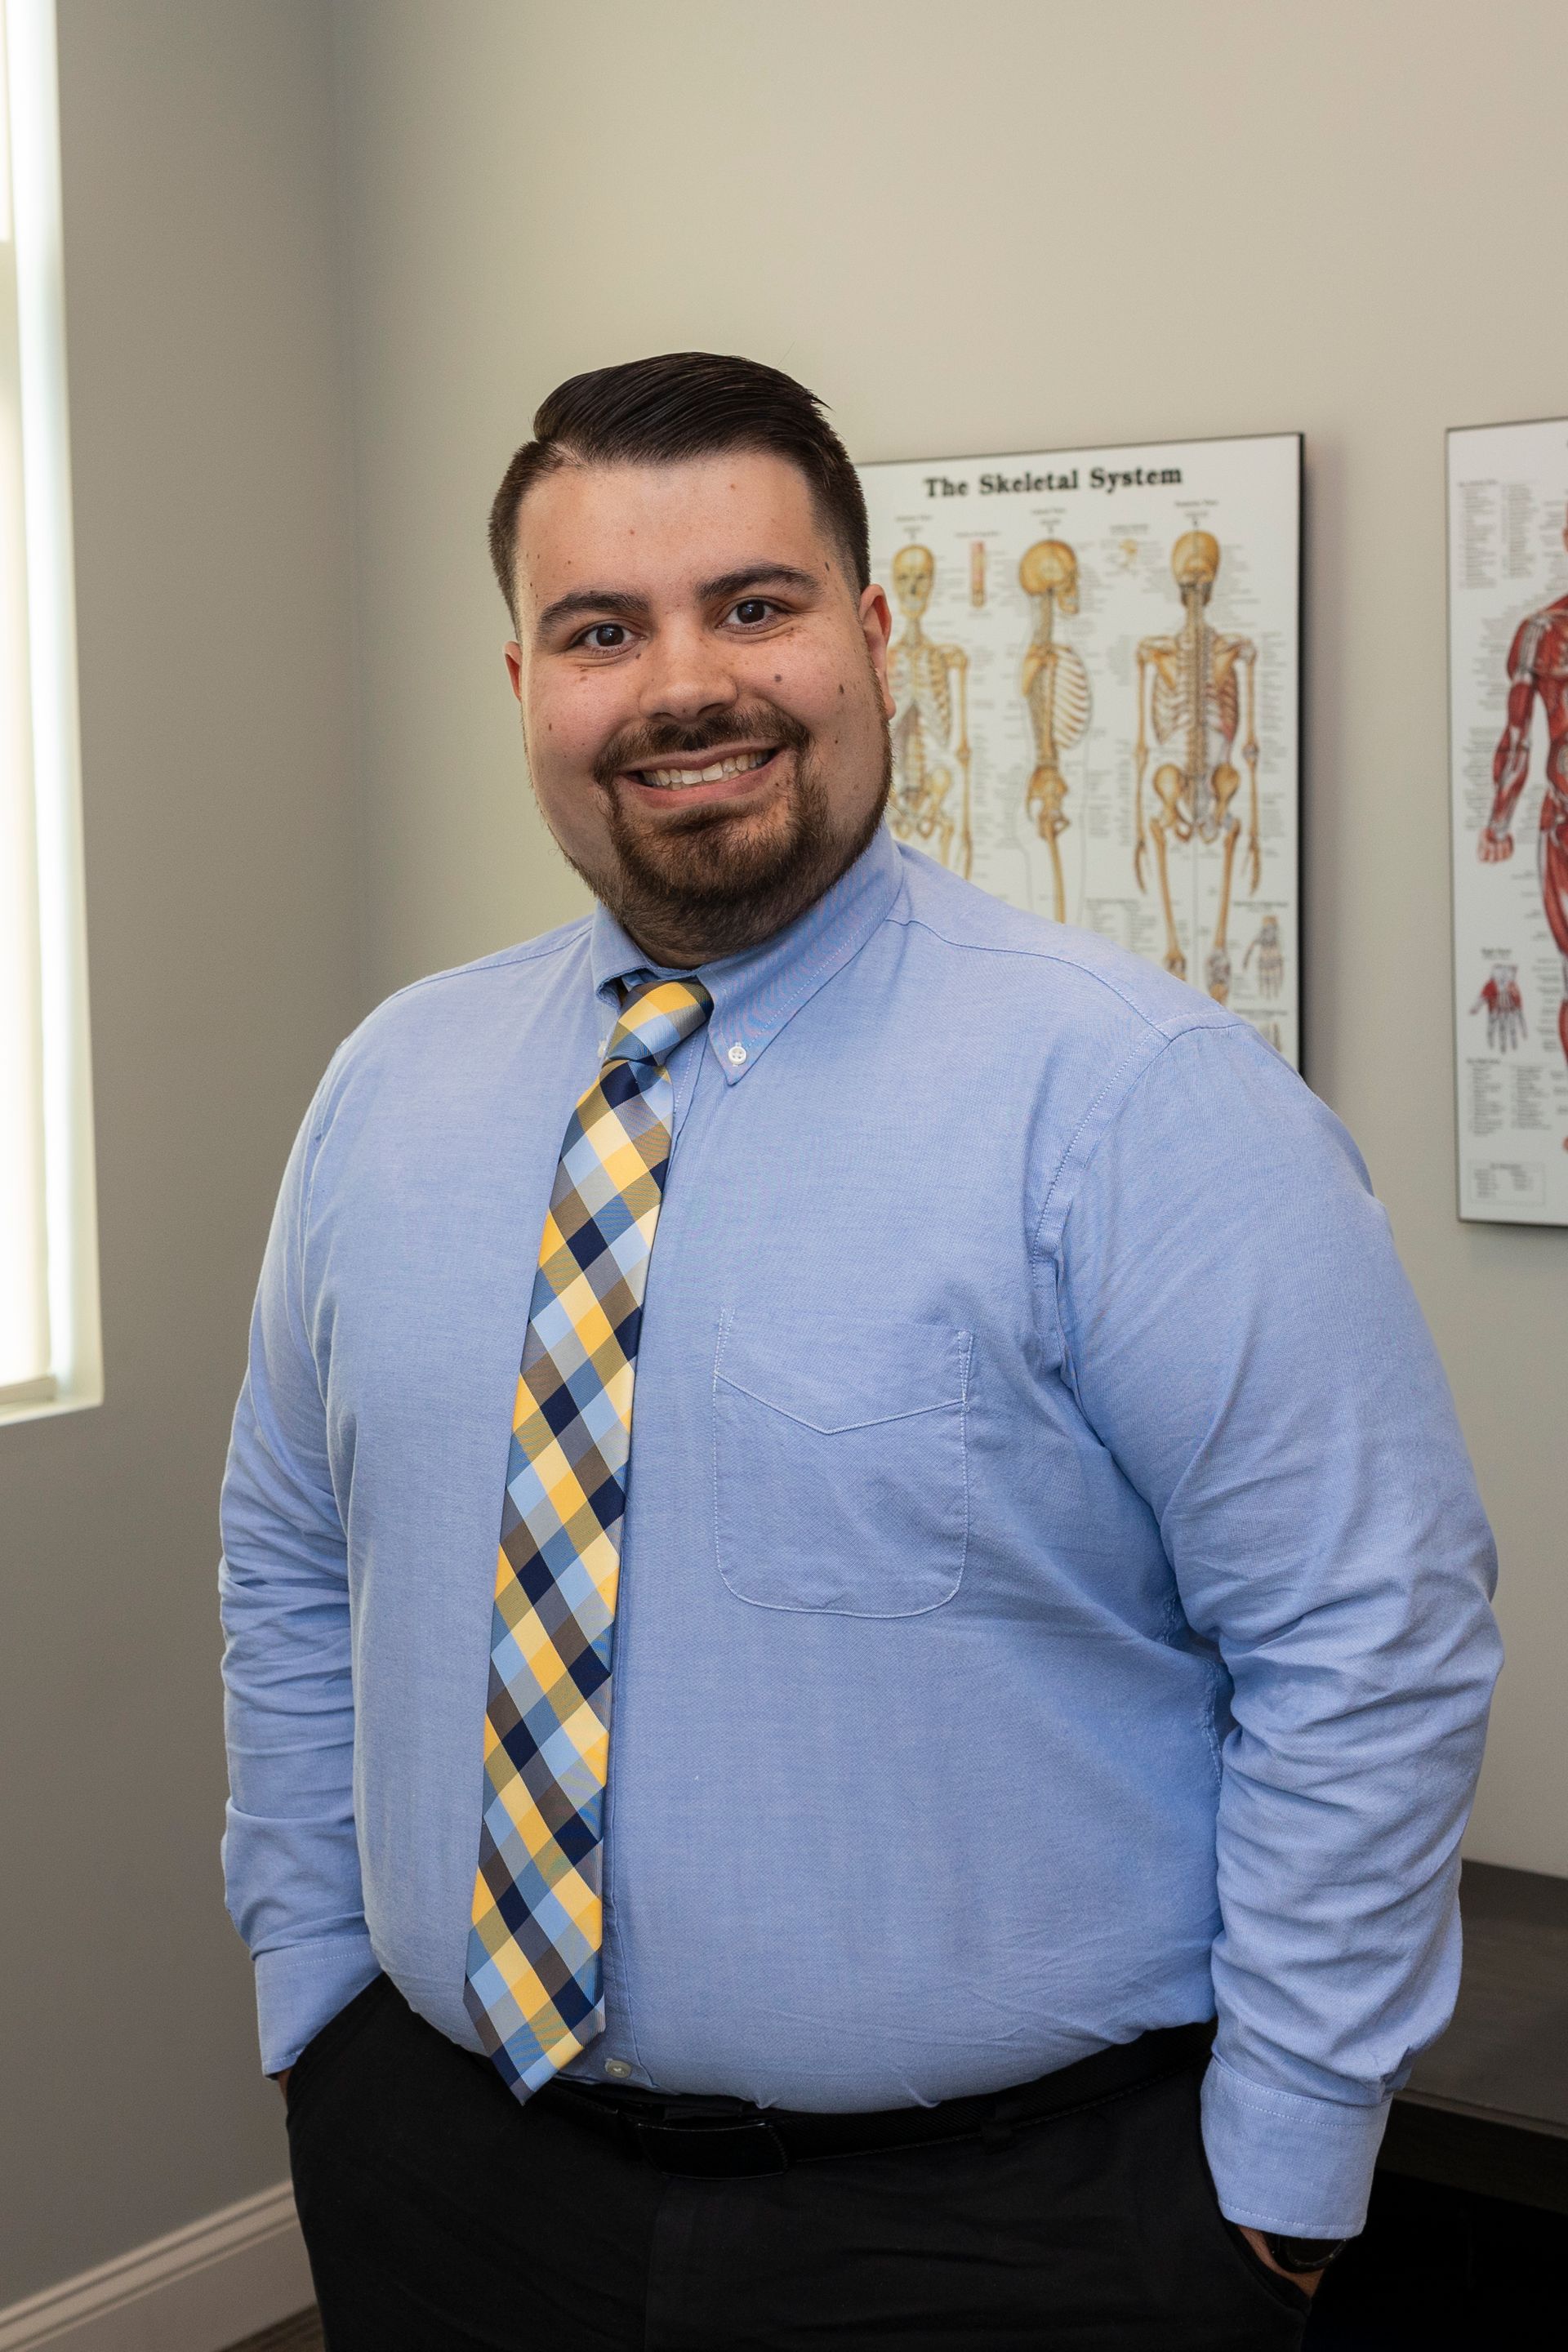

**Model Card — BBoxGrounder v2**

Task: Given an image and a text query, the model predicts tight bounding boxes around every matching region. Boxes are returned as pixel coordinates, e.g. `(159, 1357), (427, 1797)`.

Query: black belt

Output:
(536, 2020), (1214, 2179)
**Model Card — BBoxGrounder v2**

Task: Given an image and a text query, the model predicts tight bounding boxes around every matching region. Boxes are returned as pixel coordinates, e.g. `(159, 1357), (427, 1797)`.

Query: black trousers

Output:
(287, 1976), (1311, 2350)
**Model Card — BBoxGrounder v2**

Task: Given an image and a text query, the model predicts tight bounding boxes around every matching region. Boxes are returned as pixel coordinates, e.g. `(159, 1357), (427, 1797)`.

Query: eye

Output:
(729, 598), (777, 627)
(576, 621), (630, 651)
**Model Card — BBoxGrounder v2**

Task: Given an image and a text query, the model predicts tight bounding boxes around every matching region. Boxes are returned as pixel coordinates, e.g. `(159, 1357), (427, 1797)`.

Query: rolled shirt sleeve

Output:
(1055, 1023), (1502, 2236)
(219, 1058), (378, 2075)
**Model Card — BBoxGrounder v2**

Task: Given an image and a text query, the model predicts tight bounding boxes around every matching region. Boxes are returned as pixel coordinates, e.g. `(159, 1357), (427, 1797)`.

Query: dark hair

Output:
(488, 352), (870, 624)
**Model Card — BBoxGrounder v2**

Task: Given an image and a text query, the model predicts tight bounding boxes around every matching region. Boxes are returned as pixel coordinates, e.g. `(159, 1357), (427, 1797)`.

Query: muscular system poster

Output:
(1449, 418), (1568, 1227)
(858, 433), (1303, 1067)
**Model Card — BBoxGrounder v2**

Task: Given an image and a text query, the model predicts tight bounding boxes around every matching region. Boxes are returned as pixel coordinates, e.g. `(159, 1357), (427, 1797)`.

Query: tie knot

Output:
(605, 975), (713, 1067)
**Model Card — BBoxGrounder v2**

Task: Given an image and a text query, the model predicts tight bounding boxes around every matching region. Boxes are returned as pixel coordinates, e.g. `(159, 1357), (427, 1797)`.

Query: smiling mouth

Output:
(627, 747), (780, 791)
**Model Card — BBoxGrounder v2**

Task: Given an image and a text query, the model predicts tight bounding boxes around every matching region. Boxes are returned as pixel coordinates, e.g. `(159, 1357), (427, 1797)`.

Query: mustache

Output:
(593, 704), (810, 791)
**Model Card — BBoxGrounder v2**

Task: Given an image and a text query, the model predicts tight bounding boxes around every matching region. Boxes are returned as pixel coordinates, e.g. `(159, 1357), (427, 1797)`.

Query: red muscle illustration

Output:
(1481, 514), (1568, 1076)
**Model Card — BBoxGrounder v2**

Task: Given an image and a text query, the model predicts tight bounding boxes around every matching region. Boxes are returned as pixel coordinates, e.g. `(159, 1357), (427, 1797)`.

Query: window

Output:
(1, 0), (99, 1423)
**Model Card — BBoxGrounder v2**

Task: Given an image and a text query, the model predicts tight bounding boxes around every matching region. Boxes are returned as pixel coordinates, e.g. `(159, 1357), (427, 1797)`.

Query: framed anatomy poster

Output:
(858, 432), (1303, 1067)
(1449, 417), (1568, 1226)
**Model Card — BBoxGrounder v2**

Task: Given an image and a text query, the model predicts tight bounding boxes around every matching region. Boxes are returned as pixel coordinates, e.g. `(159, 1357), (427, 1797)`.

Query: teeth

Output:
(639, 749), (773, 788)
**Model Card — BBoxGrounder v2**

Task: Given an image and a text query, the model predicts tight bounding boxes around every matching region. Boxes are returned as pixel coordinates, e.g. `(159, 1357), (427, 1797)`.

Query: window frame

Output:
(1, 0), (100, 1428)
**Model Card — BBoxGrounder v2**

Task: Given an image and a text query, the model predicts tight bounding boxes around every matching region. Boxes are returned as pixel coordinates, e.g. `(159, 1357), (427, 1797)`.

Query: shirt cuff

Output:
(254, 1930), (380, 2077)
(1200, 2052), (1392, 2237)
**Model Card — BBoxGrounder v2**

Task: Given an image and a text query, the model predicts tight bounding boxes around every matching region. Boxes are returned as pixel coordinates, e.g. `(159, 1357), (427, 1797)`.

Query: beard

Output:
(560, 693), (892, 966)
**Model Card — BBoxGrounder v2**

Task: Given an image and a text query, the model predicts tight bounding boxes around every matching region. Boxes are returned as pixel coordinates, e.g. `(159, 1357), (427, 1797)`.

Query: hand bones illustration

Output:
(1471, 962), (1526, 1054)
(1133, 531), (1260, 1002)
(888, 546), (973, 877)
(1242, 913), (1284, 999)
(1018, 539), (1092, 924)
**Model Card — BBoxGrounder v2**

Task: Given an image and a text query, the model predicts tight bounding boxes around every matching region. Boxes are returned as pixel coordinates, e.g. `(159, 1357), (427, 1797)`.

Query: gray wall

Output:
(0, 0), (359, 2306)
(5, 0), (1566, 2314)
(333, 0), (1568, 1875)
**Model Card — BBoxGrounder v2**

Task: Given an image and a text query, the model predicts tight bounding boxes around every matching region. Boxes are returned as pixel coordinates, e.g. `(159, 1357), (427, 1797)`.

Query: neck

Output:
(616, 875), (825, 971)
(621, 916), (763, 972)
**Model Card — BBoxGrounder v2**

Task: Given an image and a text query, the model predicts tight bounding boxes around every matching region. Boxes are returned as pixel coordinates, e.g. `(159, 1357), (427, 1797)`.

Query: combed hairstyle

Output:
(488, 352), (871, 626)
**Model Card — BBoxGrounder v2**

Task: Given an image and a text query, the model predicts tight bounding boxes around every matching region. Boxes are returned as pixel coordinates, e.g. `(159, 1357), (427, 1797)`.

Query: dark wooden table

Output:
(1379, 1860), (1568, 2213)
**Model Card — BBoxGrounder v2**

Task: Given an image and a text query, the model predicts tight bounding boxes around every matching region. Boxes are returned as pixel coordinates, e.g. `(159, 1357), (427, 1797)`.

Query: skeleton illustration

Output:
(1018, 540), (1092, 923)
(1480, 505), (1568, 1092)
(1242, 913), (1284, 998)
(1471, 961), (1526, 1054)
(888, 546), (973, 876)
(1133, 531), (1260, 1003)
(970, 541), (987, 608)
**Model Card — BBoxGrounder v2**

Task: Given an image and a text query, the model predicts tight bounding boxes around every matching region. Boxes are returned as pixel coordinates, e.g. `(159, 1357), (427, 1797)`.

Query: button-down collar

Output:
(589, 822), (904, 1083)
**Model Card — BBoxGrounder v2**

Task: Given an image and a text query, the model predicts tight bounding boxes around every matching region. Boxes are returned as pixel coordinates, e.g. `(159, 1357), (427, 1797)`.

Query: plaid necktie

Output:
(464, 973), (713, 2097)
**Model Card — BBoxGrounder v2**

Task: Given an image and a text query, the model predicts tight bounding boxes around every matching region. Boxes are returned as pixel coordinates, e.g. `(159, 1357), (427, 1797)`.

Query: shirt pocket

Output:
(710, 1307), (973, 1617)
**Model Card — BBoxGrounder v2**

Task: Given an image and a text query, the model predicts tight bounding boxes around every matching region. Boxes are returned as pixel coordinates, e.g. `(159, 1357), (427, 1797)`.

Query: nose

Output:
(636, 615), (741, 725)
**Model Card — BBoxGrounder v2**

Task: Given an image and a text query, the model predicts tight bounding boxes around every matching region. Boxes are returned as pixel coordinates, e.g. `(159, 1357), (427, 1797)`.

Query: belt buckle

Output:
(630, 2115), (789, 2179)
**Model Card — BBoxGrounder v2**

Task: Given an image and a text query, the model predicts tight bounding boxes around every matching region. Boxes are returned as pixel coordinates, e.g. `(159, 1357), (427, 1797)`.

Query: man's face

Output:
(506, 450), (895, 964)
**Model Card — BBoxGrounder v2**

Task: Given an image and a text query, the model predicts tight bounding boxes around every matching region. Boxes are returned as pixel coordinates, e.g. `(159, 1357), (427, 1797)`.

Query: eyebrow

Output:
(694, 563), (822, 602)
(534, 563), (822, 643)
(536, 587), (652, 639)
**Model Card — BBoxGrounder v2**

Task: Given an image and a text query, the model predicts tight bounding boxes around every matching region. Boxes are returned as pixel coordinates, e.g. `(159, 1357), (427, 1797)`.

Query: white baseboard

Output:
(0, 2184), (312, 2352)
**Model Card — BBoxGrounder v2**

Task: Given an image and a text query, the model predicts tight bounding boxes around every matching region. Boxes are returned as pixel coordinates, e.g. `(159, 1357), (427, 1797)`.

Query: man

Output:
(221, 353), (1501, 2350)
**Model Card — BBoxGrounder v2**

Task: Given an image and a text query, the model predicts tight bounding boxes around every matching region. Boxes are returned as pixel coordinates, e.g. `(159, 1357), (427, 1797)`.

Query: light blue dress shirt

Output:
(220, 823), (1500, 2237)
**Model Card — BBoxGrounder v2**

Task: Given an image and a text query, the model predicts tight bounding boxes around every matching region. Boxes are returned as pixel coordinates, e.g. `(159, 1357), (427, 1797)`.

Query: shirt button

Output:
(604, 2057), (633, 2078)
(727, 1043), (748, 1066)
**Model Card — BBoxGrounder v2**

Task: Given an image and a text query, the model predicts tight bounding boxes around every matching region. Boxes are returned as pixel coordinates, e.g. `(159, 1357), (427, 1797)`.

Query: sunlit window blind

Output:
(1, 0), (99, 1421)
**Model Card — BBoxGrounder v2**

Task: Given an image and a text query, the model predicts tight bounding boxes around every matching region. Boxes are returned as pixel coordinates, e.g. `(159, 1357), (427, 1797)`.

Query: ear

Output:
(504, 641), (524, 703)
(858, 583), (896, 720)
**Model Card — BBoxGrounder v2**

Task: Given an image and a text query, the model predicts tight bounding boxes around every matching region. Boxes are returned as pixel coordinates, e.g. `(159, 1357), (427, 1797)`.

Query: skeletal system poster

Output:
(1450, 418), (1568, 1226)
(858, 434), (1302, 1066)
